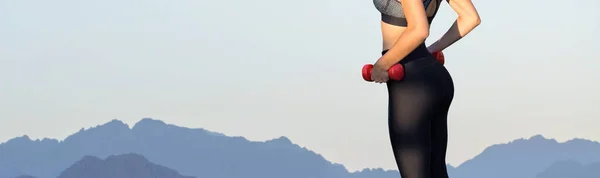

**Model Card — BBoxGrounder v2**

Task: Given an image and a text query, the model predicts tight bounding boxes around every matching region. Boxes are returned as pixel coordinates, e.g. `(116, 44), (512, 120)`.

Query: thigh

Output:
(387, 80), (438, 178)
(430, 69), (454, 178)
(430, 110), (450, 178)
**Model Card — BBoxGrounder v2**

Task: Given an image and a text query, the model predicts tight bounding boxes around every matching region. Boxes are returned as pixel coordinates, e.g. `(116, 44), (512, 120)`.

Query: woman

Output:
(370, 0), (480, 178)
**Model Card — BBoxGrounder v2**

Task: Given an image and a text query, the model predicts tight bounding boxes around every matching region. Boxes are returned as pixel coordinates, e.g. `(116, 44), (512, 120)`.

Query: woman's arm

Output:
(427, 0), (481, 52)
(374, 0), (430, 70)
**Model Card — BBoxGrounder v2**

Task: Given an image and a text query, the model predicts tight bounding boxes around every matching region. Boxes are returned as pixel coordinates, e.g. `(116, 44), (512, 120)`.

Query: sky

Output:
(1, 0), (599, 172)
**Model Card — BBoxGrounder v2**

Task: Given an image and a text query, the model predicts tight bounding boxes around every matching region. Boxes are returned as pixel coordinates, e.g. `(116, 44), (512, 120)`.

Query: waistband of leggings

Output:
(381, 43), (432, 65)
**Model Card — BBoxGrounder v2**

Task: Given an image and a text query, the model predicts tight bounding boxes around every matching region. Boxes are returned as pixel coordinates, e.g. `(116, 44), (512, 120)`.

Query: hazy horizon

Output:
(1, 0), (598, 171)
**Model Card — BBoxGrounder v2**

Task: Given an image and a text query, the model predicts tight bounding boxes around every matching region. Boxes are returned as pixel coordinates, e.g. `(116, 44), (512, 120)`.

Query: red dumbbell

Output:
(362, 51), (445, 82)
(362, 63), (405, 82)
(432, 51), (445, 65)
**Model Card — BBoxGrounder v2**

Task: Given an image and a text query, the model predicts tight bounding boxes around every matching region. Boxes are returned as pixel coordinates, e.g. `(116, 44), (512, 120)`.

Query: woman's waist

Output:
(381, 45), (441, 76)
(381, 43), (432, 65)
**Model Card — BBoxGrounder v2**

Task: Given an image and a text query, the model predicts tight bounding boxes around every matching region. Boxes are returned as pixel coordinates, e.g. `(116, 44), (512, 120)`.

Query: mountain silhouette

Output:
(13, 175), (36, 178)
(453, 135), (600, 178)
(0, 118), (397, 178)
(536, 160), (600, 178)
(0, 118), (598, 178)
(57, 153), (195, 178)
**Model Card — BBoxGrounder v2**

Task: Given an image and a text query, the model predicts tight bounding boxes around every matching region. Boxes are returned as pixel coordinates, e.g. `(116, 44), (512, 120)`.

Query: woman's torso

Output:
(374, 0), (443, 50)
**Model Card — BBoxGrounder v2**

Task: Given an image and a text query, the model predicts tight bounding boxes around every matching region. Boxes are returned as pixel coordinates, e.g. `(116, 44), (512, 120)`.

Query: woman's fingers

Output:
(373, 73), (381, 83)
(372, 72), (389, 83)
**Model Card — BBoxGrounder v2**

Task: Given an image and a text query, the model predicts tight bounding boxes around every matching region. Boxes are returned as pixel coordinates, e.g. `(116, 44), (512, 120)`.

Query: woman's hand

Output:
(371, 63), (390, 83)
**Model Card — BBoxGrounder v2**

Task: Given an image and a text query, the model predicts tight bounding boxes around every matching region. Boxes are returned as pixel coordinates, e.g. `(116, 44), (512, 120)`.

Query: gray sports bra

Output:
(373, 0), (443, 26)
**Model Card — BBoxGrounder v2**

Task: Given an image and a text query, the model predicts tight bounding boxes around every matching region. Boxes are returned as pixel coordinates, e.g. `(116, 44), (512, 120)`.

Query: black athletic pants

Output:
(383, 43), (454, 178)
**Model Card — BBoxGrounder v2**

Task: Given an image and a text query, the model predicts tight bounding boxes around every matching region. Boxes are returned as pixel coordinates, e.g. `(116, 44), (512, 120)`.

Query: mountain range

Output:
(0, 118), (598, 178)
(56, 153), (195, 178)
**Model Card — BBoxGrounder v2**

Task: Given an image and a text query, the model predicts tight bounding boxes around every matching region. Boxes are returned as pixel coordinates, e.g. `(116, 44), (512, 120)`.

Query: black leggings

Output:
(383, 43), (454, 178)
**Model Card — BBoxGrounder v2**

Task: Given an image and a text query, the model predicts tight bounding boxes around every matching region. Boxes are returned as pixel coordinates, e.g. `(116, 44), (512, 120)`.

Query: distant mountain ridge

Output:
(57, 153), (195, 178)
(13, 175), (36, 178)
(0, 118), (392, 178)
(0, 118), (599, 178)
(536, 160), (600, 178)
(454, 135), (600, 178)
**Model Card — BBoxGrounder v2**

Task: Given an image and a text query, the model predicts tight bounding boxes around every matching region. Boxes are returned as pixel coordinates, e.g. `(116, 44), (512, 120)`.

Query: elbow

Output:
(417, 28), (430, 40)
(464, 15), (481, 28)
(411, 26), (430, 41)
(457, 15), (481, 36)
(458, 13), (481, 25)
(472, 16), (481, 27)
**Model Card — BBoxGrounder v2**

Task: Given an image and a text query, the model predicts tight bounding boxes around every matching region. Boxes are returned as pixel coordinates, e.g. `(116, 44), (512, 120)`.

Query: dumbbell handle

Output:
(362, 64), (404, 82)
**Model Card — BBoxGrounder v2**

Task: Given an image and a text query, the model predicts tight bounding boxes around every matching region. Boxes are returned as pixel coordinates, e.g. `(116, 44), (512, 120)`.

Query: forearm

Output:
(376, 28), (428, 69)
(428, 16), (480, 52)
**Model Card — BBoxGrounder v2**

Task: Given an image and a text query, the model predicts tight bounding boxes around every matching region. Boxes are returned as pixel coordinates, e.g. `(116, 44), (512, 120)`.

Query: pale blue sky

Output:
(1, 0), (599, 171)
